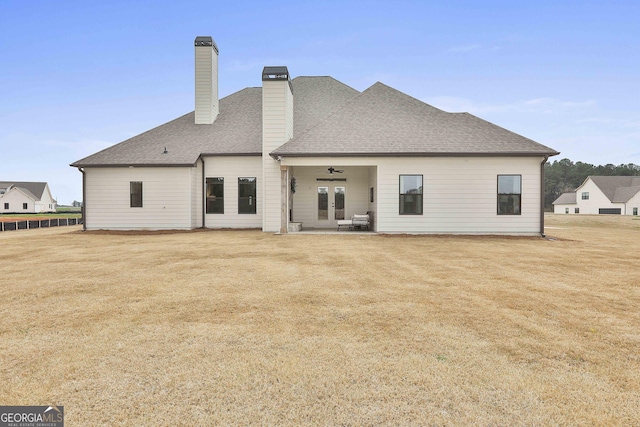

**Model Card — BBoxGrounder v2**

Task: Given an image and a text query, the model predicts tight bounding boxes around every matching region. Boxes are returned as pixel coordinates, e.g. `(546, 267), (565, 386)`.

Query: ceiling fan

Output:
(326, 167), (344, 174)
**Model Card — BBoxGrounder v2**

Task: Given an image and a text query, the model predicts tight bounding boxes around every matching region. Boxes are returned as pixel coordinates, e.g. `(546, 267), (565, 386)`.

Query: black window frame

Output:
(130, 181), (143, 208)
(575, 207), (580, 214)
(497, 175), (522, 215)
(23, 203), (28, 210)
(238, 177), (257, 214)
(206, 177), (224, 214)
(3, 202), (8, 210)
(634, 207), (638, 216)
(399, 175), (423, 215)
(582, 192), (589, 200)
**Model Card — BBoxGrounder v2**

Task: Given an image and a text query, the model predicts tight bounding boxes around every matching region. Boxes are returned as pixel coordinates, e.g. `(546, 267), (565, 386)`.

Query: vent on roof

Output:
(262, 66), (290, 81)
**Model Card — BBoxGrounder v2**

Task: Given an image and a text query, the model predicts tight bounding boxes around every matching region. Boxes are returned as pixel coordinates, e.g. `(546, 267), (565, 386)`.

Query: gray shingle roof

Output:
(273, 82), (558, 157)
(71, 77), (360, 167)
(71, 76), (557, 167)
(589, 176), (640, 202)
(0, 181), (47, 201)
(552, 192), (577, 205)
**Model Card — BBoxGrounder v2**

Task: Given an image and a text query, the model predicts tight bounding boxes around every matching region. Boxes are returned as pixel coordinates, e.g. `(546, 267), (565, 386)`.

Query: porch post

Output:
(280, 165), (288, 234)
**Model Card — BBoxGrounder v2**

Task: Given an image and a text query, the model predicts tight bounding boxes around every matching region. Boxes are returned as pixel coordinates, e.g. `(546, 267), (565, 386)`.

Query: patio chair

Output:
(337, 213), (370, 231)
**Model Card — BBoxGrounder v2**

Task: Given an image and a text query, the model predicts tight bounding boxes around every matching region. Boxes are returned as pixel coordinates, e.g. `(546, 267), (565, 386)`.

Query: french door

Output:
(316, 185), (346, 228)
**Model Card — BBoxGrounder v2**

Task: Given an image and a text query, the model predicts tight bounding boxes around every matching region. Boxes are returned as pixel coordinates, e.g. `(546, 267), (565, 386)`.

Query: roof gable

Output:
(589, 176), (640, 202)
(0, 181), (47, 200)
(272, 82), (558, 157)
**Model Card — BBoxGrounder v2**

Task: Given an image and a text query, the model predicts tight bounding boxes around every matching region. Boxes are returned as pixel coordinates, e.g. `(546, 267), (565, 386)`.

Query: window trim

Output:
(497, 174), (522, 216)
(575, 207), (580, 214)
(399, 174), (423, 216)
(205, 177), (224, 214)
(582, 192), (589, 200)
(130, 181), (143, 208)
(238, 177), (257, 215)
(3, 202), (9, 210)
(23, 203), (28, 210)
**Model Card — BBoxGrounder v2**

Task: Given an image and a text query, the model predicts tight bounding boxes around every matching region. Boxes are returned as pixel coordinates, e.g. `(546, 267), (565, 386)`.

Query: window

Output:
(206, 178), (224, 214)
(238, 177), (256, 214)
(130, 181), (143, 208)
(399, 175), (423, 215)
(575, 208), (580, 214)
(23, 203), (28, 210)
(582, 192), (589, 200)
(565, 208), (569, 214)
(370, 187), (374, 203)
(497, 175), (521, 215)
(634, 207), (638, 216)
(3, 203), (8, 210)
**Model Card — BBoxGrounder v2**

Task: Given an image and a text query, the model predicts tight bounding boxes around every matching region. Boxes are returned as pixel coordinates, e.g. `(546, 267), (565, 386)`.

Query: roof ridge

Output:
(272, 80), (373, 154)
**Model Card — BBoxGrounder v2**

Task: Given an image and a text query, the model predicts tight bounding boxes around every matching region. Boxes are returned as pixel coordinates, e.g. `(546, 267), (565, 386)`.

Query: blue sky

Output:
(1, 0), (639, 204)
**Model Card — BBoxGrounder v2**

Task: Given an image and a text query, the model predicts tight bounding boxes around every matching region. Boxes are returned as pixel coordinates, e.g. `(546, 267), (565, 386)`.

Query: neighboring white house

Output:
(0, 182), (56, 214)
(553, 176), (640, 215)
(71, 36), (559, 235)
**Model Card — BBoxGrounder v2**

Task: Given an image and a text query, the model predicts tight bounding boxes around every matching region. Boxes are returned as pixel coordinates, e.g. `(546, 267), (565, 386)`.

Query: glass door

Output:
(317, 185), (346, 227)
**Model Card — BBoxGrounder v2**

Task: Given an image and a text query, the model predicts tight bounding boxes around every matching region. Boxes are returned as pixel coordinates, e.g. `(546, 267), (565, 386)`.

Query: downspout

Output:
(201, 156), (206, 228)
(540, 156), (549, 237)
(76, 167), (86, 231)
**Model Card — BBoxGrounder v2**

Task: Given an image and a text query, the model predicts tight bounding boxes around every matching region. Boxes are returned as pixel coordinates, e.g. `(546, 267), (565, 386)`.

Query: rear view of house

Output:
(553, 176), (640, 215)
(0, 181), (56, 214)
(71, 36), (559, 235)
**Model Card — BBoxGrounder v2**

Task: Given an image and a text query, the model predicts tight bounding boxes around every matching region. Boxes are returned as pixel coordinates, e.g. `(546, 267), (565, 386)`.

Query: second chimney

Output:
(194, 36), (219, 124)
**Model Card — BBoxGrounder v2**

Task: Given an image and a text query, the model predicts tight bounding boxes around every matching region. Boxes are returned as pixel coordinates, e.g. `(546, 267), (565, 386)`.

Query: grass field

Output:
(1, 215), (639, 425)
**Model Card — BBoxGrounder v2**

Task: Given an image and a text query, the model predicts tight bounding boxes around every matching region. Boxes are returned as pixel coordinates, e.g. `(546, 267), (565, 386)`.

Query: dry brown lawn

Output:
(1, 214), (639, 426)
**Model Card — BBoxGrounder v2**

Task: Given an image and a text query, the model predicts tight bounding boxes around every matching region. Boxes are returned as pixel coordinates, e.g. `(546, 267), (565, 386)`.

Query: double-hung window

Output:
(206, 178), (224, 214)
(399, 175), (423, 215)
(582, 192), (589, 200)
(238, 177), (256, 214)
(497, 175), (521, 215)
(130, 182), (143, 208)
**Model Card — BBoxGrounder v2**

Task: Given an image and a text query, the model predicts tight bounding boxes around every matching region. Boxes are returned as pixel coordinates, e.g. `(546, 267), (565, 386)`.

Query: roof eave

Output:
(270, 150), (560, 158)
(70, 162), (198, 168)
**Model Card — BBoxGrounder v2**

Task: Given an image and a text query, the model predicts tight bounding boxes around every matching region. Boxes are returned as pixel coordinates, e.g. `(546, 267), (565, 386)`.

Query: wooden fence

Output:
(0, 217), (83, 232)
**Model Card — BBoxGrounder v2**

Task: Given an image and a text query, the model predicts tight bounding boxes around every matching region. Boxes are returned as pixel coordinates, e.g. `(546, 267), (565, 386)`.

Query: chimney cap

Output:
(262, 66), (290, 81)
(194, 36), (218, 52)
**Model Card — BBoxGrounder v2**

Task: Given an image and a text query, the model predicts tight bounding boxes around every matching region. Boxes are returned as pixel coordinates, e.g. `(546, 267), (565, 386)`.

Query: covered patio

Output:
(279, 162), (377, 233)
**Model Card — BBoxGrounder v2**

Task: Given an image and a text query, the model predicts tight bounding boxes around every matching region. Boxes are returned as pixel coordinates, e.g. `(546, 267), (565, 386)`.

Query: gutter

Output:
(201, 156), (206, 228)
(540, 156), (549, 237)
(76, 167), (87, 231)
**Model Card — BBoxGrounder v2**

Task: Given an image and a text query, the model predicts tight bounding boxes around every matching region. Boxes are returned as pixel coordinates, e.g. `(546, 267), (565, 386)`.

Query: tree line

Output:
(544, 159), (640, 209)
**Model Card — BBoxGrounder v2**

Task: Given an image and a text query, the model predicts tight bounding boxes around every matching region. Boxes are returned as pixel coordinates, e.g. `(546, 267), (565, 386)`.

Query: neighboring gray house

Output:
(553, 176), (640, 215)
(0, 181), (56, 214)
(71, 36), (559, 234)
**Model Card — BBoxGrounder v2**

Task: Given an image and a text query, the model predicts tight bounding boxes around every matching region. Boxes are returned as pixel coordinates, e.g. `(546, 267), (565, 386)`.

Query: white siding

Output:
(84, 167), (193, 230)
(0, 189), (35, 213)
(204, 156), (262, 228)
(194, 44), (218, 124)
(190, 159), (203, 227)
(262, 79), (293, 232)
(574, 179), (622, 214)
(554, 204), (576, 214)
(626, 191), (640, 216)
(36, 183), (56, 213)
(376, 157), (543, 234)
(284, 156), (545, 235)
